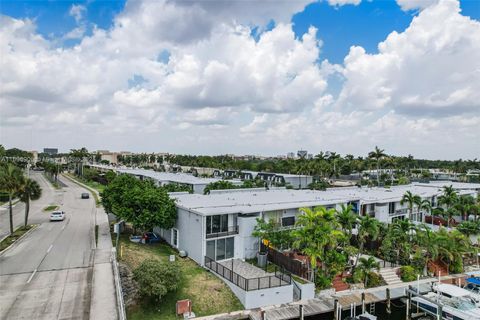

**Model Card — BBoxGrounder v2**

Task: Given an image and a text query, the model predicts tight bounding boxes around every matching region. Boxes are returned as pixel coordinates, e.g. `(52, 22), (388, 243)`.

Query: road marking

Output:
(27, 269), (37, 283)
(61, 224), (66, 230)
(47, 244), (53, 253)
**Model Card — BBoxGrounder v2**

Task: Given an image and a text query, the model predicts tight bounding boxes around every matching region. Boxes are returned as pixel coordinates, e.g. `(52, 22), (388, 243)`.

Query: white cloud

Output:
(337, 0), (480, 117)
(69, 4), (86, 23)
(327, 0), (361, 6)
(396, 0), (439, 11)
(0, 0), (479, 160)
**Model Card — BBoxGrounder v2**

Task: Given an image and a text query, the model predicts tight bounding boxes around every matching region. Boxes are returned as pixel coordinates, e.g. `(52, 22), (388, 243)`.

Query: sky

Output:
(0, 0), (479, 159)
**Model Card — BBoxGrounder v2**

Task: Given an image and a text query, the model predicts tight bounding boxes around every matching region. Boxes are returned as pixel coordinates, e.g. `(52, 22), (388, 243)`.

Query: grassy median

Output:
(117, 235), (243, 320)
(0, 225), (35, 252)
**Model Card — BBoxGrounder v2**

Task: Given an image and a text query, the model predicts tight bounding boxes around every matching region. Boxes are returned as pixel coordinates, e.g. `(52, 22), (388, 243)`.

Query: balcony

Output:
(389, 208), (410, 216)
(206, 226), (239, 239)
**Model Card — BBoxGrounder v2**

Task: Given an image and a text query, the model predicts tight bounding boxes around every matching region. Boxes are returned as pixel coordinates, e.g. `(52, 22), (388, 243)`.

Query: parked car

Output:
(143, 232), (161, 244)
(81, 193), (90, 199)
(50, 211), (65, 221)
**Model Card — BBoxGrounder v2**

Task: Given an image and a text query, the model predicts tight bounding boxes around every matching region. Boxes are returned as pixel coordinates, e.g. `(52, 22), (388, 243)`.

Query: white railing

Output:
(111, 248), (126, 320)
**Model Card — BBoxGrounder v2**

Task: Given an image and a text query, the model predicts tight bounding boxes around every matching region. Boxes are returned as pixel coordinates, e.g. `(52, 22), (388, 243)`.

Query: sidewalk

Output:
(62, 174), (119, 320)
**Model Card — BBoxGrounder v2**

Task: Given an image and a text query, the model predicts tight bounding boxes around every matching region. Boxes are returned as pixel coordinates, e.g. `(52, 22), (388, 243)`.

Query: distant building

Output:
(29, 151), (38, 164)
(297, 150), (308, 159)
(286, 152), (295, 159)
(43, 148), (58, 155)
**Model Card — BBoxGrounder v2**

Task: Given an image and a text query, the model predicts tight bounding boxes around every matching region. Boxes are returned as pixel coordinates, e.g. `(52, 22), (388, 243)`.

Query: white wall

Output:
(238, 215), (260, 260)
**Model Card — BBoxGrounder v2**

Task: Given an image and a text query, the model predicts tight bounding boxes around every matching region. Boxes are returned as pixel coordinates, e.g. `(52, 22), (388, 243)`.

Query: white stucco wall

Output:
(238, 215), (260, 260)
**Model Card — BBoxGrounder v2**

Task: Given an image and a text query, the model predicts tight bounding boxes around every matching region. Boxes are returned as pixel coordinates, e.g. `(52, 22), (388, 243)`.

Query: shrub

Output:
(450, 258), (463, 274)
(400, 266), (417, 282)
(365, 272), (383, 288)
(133, 259), (180, 302)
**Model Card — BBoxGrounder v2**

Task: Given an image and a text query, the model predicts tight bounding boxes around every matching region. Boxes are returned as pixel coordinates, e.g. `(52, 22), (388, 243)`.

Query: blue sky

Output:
(1, 0), (478, 63)
(1, 0), (479, 159)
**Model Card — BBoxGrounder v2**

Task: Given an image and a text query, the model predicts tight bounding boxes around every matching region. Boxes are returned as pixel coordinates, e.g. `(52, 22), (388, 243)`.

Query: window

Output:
(388, 202), (395, 214)
(206, 215), (229, 235)
(206, 240), (215, 260)
(172, 228), (178, 247)
(207, 237), (235, 261)
(281, 216), (295, 227)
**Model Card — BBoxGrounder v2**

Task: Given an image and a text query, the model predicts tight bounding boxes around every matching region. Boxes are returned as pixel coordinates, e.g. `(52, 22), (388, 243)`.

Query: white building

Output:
(158, 182), (480, 267)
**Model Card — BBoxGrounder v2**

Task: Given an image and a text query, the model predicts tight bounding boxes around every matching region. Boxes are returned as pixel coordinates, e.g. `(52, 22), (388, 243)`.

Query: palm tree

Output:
(401, 191), (421, 221)
(336, 204), (356, 243)
(368, 146), (387, 186)
(354, 215), (380, 269)
(0, 164), (26, 234)
(419, 199), (433, 225)
(438, 185), (458, 227)
(454, 195), (476, 221)
(357, 256), (380, 287)
(18, 178), (42, 228)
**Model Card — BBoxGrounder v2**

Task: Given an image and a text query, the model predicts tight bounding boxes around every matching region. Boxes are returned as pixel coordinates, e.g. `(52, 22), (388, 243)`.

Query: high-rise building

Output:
(43, 148), (58, 155)
(297, 150), (308, 159)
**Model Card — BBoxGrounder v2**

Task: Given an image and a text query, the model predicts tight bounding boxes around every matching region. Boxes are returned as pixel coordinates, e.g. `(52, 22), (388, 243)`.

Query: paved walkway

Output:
(219, 259), (271, 279)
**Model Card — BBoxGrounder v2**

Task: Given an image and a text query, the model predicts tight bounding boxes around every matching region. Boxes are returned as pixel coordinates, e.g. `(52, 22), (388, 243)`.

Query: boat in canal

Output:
(411, 283), (480, 320)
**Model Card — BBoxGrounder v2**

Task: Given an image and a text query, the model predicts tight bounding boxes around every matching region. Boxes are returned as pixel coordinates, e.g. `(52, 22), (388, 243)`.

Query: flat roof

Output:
(90, 164), (221, 185)
(414, 181), (480, 190)
(173, 183), (479, 216)
(117, 168), (221, 185)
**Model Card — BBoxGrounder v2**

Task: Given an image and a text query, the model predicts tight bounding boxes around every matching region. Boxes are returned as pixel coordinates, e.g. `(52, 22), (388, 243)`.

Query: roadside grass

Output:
(63, 173), (102, 206)
(43, 205), (59, 212)
(0, 225), (36, 252)
(117, 234), (243, 320)
(43, 173), (61, 189)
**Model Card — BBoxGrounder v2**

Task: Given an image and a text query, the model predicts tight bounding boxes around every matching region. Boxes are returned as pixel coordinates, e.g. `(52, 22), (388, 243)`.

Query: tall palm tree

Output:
(419, 199), (433, 225)
(354, 215), (380, 269)
(454, 195), (476, 221)
(0, 164), (26, 234)
(19, 178), (42, 228)
(438, 185), (458, 227)
(336, 204), (356, 243)
(357, 256), (380, 287)
(368, 146), (387, 186)
(401, 191), (421, 221)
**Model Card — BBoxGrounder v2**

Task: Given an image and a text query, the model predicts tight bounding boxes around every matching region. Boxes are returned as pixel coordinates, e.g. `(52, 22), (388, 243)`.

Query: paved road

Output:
(0, 174), (97, 319)
(0, 171), (61, 240)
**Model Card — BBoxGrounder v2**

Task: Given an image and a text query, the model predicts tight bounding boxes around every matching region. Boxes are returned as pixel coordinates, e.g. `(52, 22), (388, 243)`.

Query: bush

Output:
(365, 272), (383, 288)
(450, 258), (463, 274)
(133, 259), (180, 302)
(400, 266), (417, 282)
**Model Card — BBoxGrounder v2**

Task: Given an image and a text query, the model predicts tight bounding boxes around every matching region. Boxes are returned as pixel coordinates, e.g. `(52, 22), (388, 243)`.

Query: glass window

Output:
(206, 240), (215, 260)
(216, 238), (226, 260)
(172, 229), (178, 247)
(212, 215), (220, 233)
(206, 216), (212, 234)
(220, 215), (228, 232)
(226, 237), (234, 259)
(282, 216), (295, 227)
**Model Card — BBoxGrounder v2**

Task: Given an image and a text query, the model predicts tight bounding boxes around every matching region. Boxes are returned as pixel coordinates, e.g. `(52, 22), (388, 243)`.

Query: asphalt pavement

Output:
(0, 174), (101, 319)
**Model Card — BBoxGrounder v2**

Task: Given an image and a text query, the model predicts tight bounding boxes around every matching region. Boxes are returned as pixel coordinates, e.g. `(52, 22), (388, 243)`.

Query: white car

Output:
(50, 211), (65, 221)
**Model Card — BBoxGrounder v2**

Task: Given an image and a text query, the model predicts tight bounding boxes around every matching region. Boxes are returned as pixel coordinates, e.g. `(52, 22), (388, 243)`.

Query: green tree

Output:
(355, 215), (379, 269)
(355, 256), (380, 287)
(336, 204), (356, 244)
(292, 207), (344, 283)
(101, 175), (177, 232)
(438, 186), (458, 227)
(401, 191), (421, 221)
(19, 178), (42, 228)
(203, 180), (236, 194)
(368, 146), (387, 186)
(133, 259), (180, 302)
(0, 164), (26, 234)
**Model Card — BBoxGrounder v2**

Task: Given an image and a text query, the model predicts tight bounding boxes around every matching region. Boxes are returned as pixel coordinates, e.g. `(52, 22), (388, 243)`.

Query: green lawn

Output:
(0, 225), (35, 252)
(118, 235), (243, 320)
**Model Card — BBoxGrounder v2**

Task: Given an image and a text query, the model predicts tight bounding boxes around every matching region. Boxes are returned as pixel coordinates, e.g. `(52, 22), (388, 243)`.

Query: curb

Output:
(0, 225), (38, 257)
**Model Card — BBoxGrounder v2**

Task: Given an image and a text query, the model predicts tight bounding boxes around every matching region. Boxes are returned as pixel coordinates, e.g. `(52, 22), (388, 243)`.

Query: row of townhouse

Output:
(213, 169), (313, 189)
(156, 181), (480, 267)
(90, 164), (239, 194)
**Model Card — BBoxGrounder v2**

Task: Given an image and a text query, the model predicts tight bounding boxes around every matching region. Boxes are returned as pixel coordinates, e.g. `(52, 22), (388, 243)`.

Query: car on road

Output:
(143, 232), (161, 244)
(81, 193), (90, 199)
(50, 211), (65, 221)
